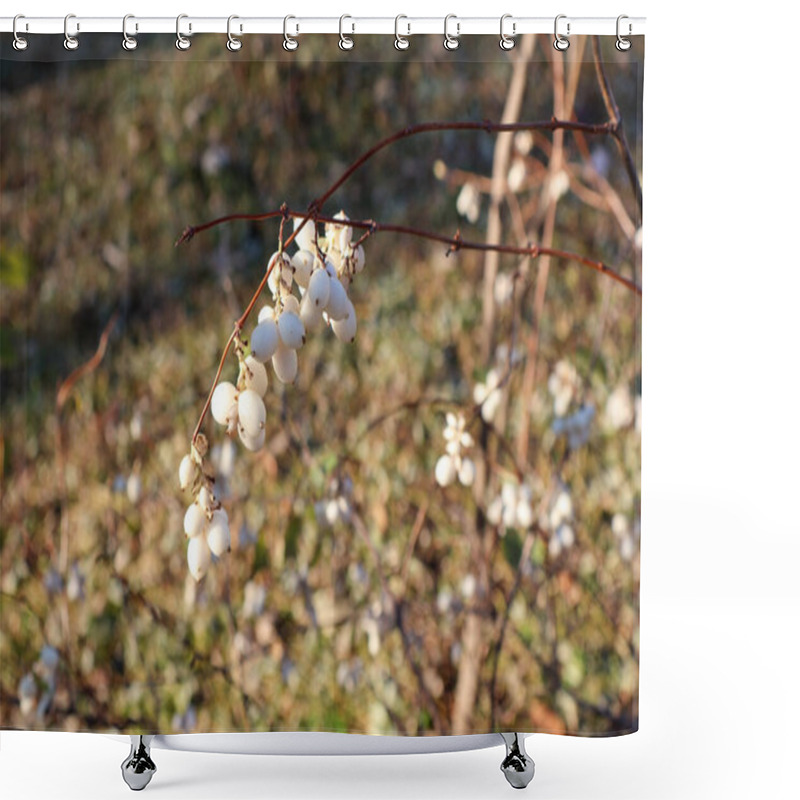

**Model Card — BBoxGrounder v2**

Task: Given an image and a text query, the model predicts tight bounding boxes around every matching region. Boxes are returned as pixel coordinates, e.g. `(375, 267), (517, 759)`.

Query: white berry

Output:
(458, 457), (476, 487)
(241, 355), (268, 397)
(239, 424), (266, 452)
(277, 310), (305, 350)
(250, 319), (279, 362)
(237, 389), (266, 437)
(187, 536), (211, 581)
(331, 299), (357, 342)
(307, 267), (331, 308)
(184, 503), (207, 538)
(325, 276), (350, 321)
(291, 250), (314, 288)
(207, 509), (231, 556)
(179, 455), (197, 491)
(435, 454), (456, 487)
(272, 342), (298, 383)
(211, 382), (238, 427)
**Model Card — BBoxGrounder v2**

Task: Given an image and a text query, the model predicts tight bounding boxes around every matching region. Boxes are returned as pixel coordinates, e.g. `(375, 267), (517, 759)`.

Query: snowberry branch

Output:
(180, 208), (641, 296)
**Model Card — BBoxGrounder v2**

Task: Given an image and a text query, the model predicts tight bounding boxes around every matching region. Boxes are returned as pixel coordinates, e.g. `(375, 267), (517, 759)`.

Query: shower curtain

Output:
(1, 26), (643, 740)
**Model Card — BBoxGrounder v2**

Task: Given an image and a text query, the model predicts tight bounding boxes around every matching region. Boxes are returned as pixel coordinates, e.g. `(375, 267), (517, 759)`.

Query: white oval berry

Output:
(250, 319), (279, 362)
(331, 299), (357, 343)
(291, 249), (314, 288)
(179, 455), (197, 491)
(211, 382), (238, 427)
(325, 276), (350, 321)
(187, 536), (211, 582)
(458, 457), (476, 487)
(277, 310), (305, 350)
(237, 389), (267, 437)
(307, 267), (331, 308)
(184, 503), (207, 538)
(272, 342), (298, 384)
(294, 217), (316, 253)
(435, 454), (456, 487)
(241, 355), (268, 397)
(323, 256), (337, 278)
(207, 509), (231, 557)
(238, 424), (266, 452)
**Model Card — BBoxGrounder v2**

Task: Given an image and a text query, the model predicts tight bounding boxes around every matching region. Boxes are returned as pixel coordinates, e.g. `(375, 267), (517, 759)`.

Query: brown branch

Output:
(181, 208), (640, 296)
(55, 312), (118, 411)
(592, 37), (643, 217)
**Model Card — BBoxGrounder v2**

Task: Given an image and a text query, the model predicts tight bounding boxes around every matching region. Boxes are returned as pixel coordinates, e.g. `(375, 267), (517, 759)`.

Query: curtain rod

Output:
(1, 15), (646, 38)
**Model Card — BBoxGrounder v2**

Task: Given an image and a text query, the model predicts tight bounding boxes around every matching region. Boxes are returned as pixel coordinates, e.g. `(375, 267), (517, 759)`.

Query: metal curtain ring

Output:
(339, 15), (354, 50)
(616, 15), (632, 51)
(227, 15), (242, 51)
(283, 15), (298, 51)
(64, 14), (79, 51)
(553, 14), (570, 51)
(499, 14), (515, 50)
(12, 14), (29, 51)
(394, 15), (410, 51)
(443, 14), (460, 51)
(122, 15), (137, 51)
(176, 14), (191, 50)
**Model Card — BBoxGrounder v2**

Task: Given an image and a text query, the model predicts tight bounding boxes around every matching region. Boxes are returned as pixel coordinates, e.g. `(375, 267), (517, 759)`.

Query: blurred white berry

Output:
(494, 271), (514, 306)
(435, 454), (456, 487)
(187, 536), (211, 581)
(179, 454), (198, 491)
(277, 309), (305, 350)
(281, 294), (300, 315)
(549, 523), (575, 557)
(257, 304), (275, 323)
(291, 249), (314, 288)
(456, 182), (480, 224)
(237, 389), (267, 438)
(207, 509), (231, 557)
(240, 355), (268, 397)
(458, 457), (476, 487)
(507, 158), (526, 193)
(126, 473), (142, 504)
(18, 673), (37, 715)
(293, 216), (316, 253)
(184, 503), (207, 538)
(548, 360), (579, 417)
(307, 267), (331, 309)
(238, 424), (266, 452)
(331, 300), (357, 343)
(211, 381), (239, 427)
(250, 319), (280, 363)
(325, 277), (349, 321)
(473, 368), (503, 423)
(272, 342), (298, 383)
(605, 385), (634, 430)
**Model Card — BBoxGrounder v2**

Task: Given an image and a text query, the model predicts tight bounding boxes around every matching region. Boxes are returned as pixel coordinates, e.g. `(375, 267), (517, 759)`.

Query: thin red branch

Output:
(592, 37), (643, 217)
(181, 208), (640, 296)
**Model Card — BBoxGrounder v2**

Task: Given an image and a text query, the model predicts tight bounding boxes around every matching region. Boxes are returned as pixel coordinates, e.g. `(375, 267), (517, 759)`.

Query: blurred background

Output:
(1, 33), (641, 737)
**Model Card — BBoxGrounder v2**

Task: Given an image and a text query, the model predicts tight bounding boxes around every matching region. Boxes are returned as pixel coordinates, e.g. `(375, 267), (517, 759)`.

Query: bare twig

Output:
(592, 37), (643, 217)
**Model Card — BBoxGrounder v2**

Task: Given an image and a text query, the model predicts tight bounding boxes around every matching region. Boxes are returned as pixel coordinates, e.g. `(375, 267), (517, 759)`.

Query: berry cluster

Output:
(487, 480), (536, 533)
(435, 412), (476, 488)
(179, 212), (367, 581)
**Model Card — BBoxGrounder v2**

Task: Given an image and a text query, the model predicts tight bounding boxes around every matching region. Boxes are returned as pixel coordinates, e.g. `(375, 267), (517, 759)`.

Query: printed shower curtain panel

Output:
(1, 26), (642, 760)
